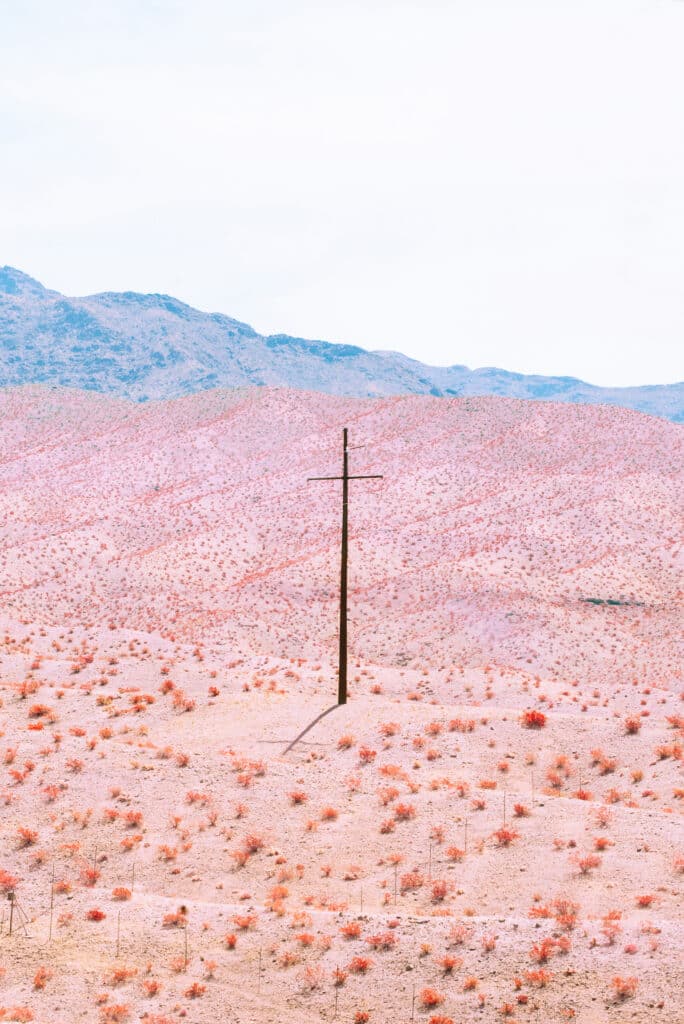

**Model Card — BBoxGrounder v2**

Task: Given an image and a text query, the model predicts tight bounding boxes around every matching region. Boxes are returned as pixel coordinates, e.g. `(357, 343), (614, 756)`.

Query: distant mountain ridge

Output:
(1, 265), (682, 421)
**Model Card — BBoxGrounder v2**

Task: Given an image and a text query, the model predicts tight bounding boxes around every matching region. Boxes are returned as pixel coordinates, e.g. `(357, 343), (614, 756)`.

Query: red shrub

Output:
(612, 976), (638, 1000)
(348, 956), (373, 974)
(521, 710), (546, 729)
(184, 981), (206, 998)
(492, 827), (519, 847)
(420, 987), (445, 1008)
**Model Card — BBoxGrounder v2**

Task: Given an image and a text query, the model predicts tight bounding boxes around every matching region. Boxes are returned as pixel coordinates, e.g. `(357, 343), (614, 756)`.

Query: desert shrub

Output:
(521, 710), (546, 729)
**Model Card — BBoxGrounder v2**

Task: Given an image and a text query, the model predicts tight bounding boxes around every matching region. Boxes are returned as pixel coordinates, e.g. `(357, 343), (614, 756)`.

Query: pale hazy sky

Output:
(2, 1), (683, 386)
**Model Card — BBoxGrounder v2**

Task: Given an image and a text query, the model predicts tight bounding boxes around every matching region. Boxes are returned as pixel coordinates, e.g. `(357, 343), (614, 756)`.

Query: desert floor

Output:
(0, 387), (682, 1024)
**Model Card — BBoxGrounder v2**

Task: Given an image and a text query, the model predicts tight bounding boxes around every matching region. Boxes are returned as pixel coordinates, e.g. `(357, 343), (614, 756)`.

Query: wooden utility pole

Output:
(308, 428), (382, 705)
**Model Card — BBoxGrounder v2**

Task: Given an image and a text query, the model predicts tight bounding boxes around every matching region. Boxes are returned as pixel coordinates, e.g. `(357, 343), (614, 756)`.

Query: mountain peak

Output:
(0, 266), (48, 296)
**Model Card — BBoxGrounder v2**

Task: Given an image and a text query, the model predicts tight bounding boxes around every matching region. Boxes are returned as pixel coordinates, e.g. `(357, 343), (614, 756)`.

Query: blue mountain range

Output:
(1, 266), (681, 421)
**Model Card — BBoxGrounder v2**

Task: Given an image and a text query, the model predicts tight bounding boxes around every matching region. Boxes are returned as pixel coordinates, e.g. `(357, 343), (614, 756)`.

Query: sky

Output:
(1, 0), (683, 387)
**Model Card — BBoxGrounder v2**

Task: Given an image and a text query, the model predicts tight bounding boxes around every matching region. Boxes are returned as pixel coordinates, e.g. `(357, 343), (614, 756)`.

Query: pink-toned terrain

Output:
(0, 385), (682, 1024)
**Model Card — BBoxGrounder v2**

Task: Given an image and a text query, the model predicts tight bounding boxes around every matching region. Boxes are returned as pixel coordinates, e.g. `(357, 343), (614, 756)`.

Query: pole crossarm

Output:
(307, 428), (383, 705)
(307, 474), (383, 481)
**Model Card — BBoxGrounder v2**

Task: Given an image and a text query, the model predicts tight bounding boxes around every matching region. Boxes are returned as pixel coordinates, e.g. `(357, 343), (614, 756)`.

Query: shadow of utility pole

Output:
(282, 704), (340, 754)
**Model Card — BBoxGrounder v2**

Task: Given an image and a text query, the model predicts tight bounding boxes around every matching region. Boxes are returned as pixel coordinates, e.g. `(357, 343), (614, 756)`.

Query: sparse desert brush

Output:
(267, 884), (289, 905)
(400, 870), (424, 893)
(354, 1012), (370, 1024)
(184, 982), (206, 998)
(430, 819), (446, 843)
(86, 907), (107, 921)
(463, 976), (478, 990)
(243, 832), (265, 853)
(142, 979), (162, 996)
(593, 805), (612, 828)
(224, 932), (237, 948)
(379, 721), (400, 737)
(33, 966), (53, 989)
(446, 846), (465, 862)
(599, 910), (622, 945)
(481, 933), (498, 952)
(635, 893), (655, 908)
(80, 864), (101, 886)
(112, 887), (132, 901)
(449, 717), (475, 733)
(513, 803), (530, 817)
(420, 987), (445, 1008)
(597, 755), (618, 775)
(16, 826), (38, 847)
(431, 879), (450, 902)
(529, 938), (559, 963)
(366, 931), (397, 950)
(492, 827), (519, 847)
(448, 923), (473, 945)
(358, 745), (377, 764)
(552, 897), (580, 930)
(2, 1007), (35, 1022)
(348, 956), (373, 974)
(288, 789), (308, 804)
(337, 734), (355, 750)
(320, 805), (339, 821)
(394, 802), (416, 820)
(232, 912), (258, 930)
(340, 921), (362, 939)
(300, 965), (326, 990)
(524, 968), (552, 988)
(624, 715), (642, 734)
(99, 1006), (130, 1023)
(378, 785), (400, 805)
(105, 966), (138, 986)
(570, 852), (601, 874)
(162, 910), (187, 928)
(439, 955), (462, 974)
(611, 976), (638, 1000)
(521, 710), (546, 728)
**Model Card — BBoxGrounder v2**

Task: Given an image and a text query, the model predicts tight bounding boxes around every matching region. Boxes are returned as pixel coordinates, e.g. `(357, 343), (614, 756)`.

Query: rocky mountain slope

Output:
(1, 266), (682, 419)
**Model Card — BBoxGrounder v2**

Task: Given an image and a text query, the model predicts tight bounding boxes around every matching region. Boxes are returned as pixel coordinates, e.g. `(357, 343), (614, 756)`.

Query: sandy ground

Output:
(0, 386), (682, 1024)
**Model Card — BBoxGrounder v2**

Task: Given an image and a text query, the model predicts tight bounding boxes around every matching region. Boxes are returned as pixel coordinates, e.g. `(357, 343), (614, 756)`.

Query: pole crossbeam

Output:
(307, 427), (383, 705)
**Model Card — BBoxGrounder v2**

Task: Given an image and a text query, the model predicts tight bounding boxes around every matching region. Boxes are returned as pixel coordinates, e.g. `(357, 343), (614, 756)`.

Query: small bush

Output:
(612, 976), (638, 1000)
(522, 710), (546, 729)
(420, 987), (445, 1008)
